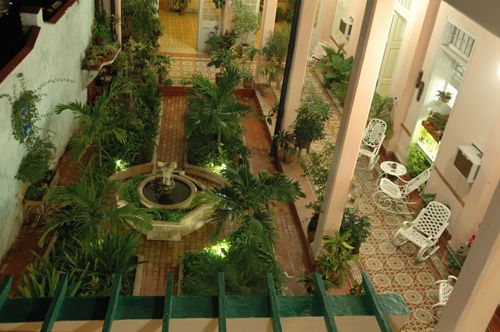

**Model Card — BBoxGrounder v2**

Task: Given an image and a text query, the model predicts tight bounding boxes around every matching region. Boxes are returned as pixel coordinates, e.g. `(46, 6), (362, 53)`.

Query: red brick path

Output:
(157, 95), (186, 167)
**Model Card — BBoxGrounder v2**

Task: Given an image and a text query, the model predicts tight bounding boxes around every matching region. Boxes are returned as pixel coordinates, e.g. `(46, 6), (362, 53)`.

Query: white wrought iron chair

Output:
(358, 119), (387, 170)
(432, 275), (457, 308)
(373, 168), (432, 214)
(393, 201), (451, 261)
(307, 40), (330, 67)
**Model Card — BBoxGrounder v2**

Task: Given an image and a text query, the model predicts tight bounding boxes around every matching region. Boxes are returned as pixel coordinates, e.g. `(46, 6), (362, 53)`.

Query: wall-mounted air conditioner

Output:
(453, 145), (482, 183)
(339, 17), (353, 39)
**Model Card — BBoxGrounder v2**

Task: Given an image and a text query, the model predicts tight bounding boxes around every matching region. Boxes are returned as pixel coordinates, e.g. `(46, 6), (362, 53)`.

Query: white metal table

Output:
(380, 161), (407, 178)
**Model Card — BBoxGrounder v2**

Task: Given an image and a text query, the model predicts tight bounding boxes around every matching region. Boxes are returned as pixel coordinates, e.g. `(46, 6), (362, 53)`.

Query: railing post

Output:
(266, 273), (282, 332)
(102, 273), (122, 332)
(40, 274), (68, 332)
(162, 273), (174, 332)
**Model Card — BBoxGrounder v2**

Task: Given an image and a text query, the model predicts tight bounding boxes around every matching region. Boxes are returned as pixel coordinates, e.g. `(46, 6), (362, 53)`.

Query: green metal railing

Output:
(0, 272), (408, 332)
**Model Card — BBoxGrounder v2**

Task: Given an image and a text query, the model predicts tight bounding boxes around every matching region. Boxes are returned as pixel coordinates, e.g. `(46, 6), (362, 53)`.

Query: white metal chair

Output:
(307, 40), (330, 66)
(433, 275), (457, 308)
(393, 201), (451, 261)
(358, 119), (387, 170)
(373, 168), (432, 214)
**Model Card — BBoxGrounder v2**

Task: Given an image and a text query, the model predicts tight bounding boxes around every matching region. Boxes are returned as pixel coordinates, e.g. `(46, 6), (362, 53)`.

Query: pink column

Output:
(436, 183), (500, 331)
(311, 0), (396, 255)
(281, 0), (318, 129)
(255, 0), (278, 84)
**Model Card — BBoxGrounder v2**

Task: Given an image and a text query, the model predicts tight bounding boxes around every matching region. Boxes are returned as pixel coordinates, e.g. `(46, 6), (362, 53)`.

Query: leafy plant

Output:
(261, 28), (290, 85)
(54, 80), (134, 167)
(25, 170), (56, 201)
(318, 45), (353, 105)
(369, 92), (394, 139)
(436, 90), (452, 100)
(339, 207), (371, 252)
(297, 272), (334, 294)
(200, 164), (304, 250)
(405, 143), (432, 178)
(41, 166), (153, 244)
(82, 15), (119, 69)
(15, 136), (55, 184)
(316, 231), (356, 286)
(212, 0), (225, 8)
(232, 0), (260, 38)
(428, 112), (448, 131)
(293, 95), (332, 149)
(122, 0), (161, 44)
(181, 240), (283, 295)
(301, 143), (334, 214)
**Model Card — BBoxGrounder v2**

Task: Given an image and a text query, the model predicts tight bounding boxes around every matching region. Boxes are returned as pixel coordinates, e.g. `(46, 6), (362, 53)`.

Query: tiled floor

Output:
(158, 10), (200, 54)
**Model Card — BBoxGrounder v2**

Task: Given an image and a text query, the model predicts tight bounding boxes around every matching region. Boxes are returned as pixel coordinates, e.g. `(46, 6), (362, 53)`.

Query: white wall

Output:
(400, 2), (500, 242)
(0, 1), (94, 259)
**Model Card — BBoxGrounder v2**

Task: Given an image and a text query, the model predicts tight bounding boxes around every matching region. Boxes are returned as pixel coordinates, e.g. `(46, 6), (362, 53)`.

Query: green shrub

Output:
(25, 170), (56, 201)
(16, 137), (55, 184)
(293, 95), (332, 149)
(405, 143), (432, 178)
(339, 208), (371, 251)
(181, 241), (283, 295)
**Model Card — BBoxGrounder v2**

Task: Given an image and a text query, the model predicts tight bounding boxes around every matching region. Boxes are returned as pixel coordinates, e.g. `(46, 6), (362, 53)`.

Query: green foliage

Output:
(41, 167), (152, 245)
(261, 28), (290, 84)
(184, 68), (249, 166)
(275, 0), (295, 22)
(122, 0), (160, 45)
(339, 207), (371, 251)
(19, 227), (141, 297)
(316, 231), (356, 286)
(447, 251), (465, 276)
(54, 80), (134, 168)
(181, 240), (283, 295)
(318, 45), (353, 105)
(293, 95), (333, 148)
(436, 90), (452, 99)
(82, 15), (119, 69)
(301, 143), (334, 213)
(200, 164), (304, 249)
(428, 112), (448, 131)
(369, 92), (394, 139)
(25, 170), (56, 201)
(405, 143), (432, 178)
(15, 137), (55, 184)
(18, 252), (90, 298)
(232, 0), (260, 36)
(212, 0), (225, 8)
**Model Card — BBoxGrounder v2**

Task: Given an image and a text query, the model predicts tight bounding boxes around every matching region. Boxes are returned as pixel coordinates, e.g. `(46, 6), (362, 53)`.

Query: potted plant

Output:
(316, 231), (356, 287)
(175, 0), (191, 15)
(273, 130), (297, 163)
(231, 0), (260, 44)
(293, 95), (332, 152)
(436, 90), (452, 103)
(297, 273), (334, 295)
(239, 68), (254, 88)
(339, 207), (371, 254)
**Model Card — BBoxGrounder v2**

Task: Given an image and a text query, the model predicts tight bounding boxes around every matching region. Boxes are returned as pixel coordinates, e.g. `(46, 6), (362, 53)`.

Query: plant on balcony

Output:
(293, 95), (332, 151)
(339, 207), (371, 254)
(232, 0), (260, 42)
(200, 164), (304, 250)
(82, 15), (119, 70)
(318, 45), (353, 106)
(405, 143), (432, 178)
(260, 28), (290, 88)
(316, 231), (356, 287)
(436, 90), (452, 103)
(273, 129), (297, 163)
(122, 0), (161, 44)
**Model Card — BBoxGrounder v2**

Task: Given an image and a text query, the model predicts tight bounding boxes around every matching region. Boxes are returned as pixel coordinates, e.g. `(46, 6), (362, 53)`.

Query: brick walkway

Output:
(240, 96), (313, 295)
(157, 94), (187, 167)
(137, 93), (312, 296)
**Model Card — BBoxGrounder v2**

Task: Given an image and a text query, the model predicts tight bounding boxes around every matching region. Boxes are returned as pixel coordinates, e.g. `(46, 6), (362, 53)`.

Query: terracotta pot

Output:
(243, 79), (253, 88)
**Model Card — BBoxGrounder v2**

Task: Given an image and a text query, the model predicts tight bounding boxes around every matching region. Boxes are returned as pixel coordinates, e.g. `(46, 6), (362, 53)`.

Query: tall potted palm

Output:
(184, 68), (249, 152)
(201, 164), (304, 250)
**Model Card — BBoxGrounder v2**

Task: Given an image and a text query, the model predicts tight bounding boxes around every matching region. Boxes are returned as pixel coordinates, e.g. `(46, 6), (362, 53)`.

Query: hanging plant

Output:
(212, 0), (225, 8)
(0, 73), (72, 144)
(0, 73), (42, 143)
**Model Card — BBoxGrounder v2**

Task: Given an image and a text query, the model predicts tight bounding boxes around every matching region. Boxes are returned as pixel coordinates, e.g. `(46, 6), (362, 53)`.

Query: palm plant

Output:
(54, 80), (133, 167)
(316, 231), (356, 286)
(184, 68), (250, 150)
(201, 164), (304, 248)
(40, 165), (152, 245)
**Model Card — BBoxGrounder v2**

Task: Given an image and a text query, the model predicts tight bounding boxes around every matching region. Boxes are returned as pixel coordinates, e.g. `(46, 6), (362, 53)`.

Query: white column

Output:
(436, 183), (500, 332)
(256, 0), (278, 84)
(281, 0), (318, 129)
(115, 0), (122, 46)
(311, 0), (396, 255)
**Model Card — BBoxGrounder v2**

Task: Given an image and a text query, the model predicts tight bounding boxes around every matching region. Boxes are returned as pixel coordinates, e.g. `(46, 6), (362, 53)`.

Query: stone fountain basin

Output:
(138, 174), (197, 210)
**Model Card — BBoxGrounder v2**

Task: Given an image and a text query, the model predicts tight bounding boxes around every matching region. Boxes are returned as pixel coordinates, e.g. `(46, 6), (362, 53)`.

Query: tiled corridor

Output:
(158, 10), (199, 54)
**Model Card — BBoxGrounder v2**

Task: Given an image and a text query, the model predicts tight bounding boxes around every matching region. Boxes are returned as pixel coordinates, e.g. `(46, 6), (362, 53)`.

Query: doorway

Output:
(158, 0), (201, 54)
